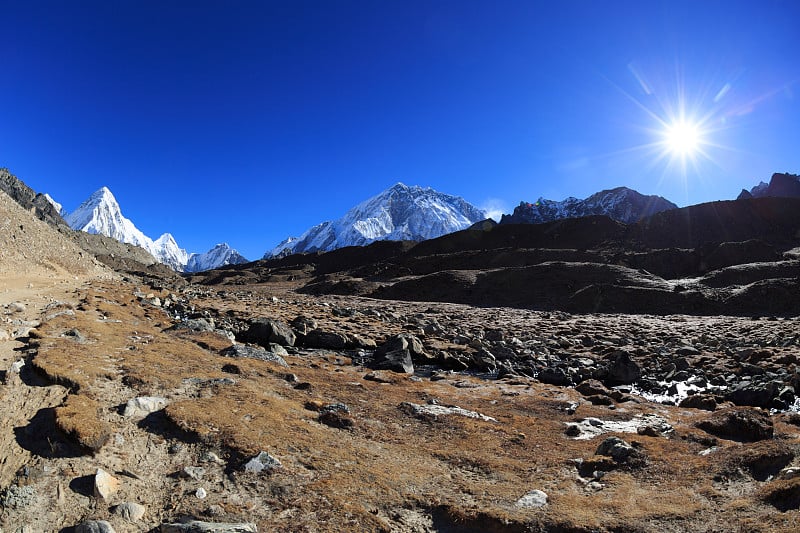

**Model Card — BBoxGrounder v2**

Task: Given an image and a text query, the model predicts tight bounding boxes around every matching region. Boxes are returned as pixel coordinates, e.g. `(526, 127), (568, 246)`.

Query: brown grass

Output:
(27, 280), (800, 532)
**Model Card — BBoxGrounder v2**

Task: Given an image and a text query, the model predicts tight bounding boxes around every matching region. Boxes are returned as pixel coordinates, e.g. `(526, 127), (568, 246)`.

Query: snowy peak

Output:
(186, 243), (248, 273)
(65, 187), (246, 272)
(65, 187), (155, 252)
(264, 183), (487, 258)
(500, 186), (677, 225)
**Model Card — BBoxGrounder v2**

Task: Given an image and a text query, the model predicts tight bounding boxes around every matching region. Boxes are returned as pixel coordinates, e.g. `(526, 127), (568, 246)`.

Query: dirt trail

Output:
(0, 279), (76, 489)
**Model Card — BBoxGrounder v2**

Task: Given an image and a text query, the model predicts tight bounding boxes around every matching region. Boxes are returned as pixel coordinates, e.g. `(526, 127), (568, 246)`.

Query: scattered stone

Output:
(181, 466), (206, 480)
(113, 501), (146, 522)
(696, 407), (774, 442)
(243, 451), (281, 473)
(515, 489), (548, 508)
(76, 520), (116, 533)
(123, 396), (169, 418)
(399, 401), (497, 422)
(222, 344), (288, 367)
(8, 302), (25, 313)
(94, 468), (121, 500)
(160, 521), (258, 533)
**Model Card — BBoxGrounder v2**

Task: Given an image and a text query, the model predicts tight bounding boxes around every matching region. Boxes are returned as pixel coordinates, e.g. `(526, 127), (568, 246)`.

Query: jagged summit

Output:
(65, 187), (246, 272)
(738, 172), (800, 200)
(186, 243), (248, 273)
(264, 182), (486, 258)
(500, 186), (677, 225)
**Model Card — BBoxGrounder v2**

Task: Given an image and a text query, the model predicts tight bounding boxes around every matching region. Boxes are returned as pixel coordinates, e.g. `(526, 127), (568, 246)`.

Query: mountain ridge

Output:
(64, 186), (247, 272)
(500, 186), (678, 225)
(264, 182), (487, 258)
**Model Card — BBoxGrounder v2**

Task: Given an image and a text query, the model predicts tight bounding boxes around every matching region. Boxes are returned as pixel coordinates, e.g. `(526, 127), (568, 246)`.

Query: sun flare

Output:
(663, 120), (702, 156)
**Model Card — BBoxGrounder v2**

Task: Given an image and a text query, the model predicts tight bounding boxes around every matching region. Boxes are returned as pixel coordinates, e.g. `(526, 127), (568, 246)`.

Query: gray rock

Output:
(94, 468), (120, 500)
(303, 329), (348, 349)
(113, 501), (146, 522)
(123, 396), (169, 418)
(222, 345), (288, 367)
(243, 451), (281, 473)
(240, 318), (296, 347)
(160, 521), (257, 533)
(76, 520), (116, 533)
(606, 350), (641, 385)
(181, 466), (206, 480)
(515, 489), (548, 508)
(290, 315), (318, 336)
(596, 436), (639, 463)
(371, 347), (414, 374)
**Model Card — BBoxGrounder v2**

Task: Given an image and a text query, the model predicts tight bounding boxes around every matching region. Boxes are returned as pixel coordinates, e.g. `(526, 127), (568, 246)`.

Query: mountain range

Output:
(500, 186), (677, 225)
(5, 166), (797, 272)
(64, 187), (247, 272)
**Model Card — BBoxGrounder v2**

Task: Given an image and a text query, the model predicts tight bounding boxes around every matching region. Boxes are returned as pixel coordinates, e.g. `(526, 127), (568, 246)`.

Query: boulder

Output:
(606, 350), (641, 385)
(240, 318), (295, 347)
(222, 344), (288, 367)
(696, 407), (774, 442)
(596, 436), (640, 464)
(515, 489), (548, 508)
(243, 451), (281, 473)
(303, 329), (348, 349)
(123, 396), (169, 418)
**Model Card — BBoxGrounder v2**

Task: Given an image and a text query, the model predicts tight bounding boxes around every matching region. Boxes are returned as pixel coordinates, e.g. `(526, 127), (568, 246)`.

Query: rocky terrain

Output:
(1, 174), (800, 532)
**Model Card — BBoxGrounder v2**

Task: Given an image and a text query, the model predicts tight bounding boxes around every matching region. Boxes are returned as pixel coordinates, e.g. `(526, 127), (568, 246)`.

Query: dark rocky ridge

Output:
(500, 186), (677, 225)
(190, 197), (800, 317)
(0, 167), (69, 227)
(738, 172), (800, 200)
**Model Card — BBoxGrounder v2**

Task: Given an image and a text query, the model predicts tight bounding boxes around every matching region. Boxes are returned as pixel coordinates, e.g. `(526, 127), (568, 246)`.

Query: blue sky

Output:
(1, 0), (798, 259)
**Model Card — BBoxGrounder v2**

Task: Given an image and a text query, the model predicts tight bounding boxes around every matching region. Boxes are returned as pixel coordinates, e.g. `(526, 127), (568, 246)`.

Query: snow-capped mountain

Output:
(264, 182), (487, 258)
(43, 193), (66, 216)
(737, 173), (800, 200)
(186, 243), (248, 273)
(500, 187), (677, 225)
(65, 187), (246, 272)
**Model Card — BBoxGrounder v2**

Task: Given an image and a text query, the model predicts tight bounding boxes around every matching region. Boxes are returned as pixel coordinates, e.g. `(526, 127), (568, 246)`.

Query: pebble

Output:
(196, 487), (208, 499)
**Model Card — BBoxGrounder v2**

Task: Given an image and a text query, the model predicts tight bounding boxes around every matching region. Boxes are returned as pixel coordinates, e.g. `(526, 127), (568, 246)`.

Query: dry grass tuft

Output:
(54, 394), (111, 452)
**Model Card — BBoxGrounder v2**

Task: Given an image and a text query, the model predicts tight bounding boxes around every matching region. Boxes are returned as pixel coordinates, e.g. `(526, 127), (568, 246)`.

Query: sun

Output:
(663, 120), (702, 157)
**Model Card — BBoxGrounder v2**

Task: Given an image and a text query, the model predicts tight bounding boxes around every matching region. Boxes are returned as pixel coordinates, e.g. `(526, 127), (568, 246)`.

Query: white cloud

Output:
(480, 198), (509, 222)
